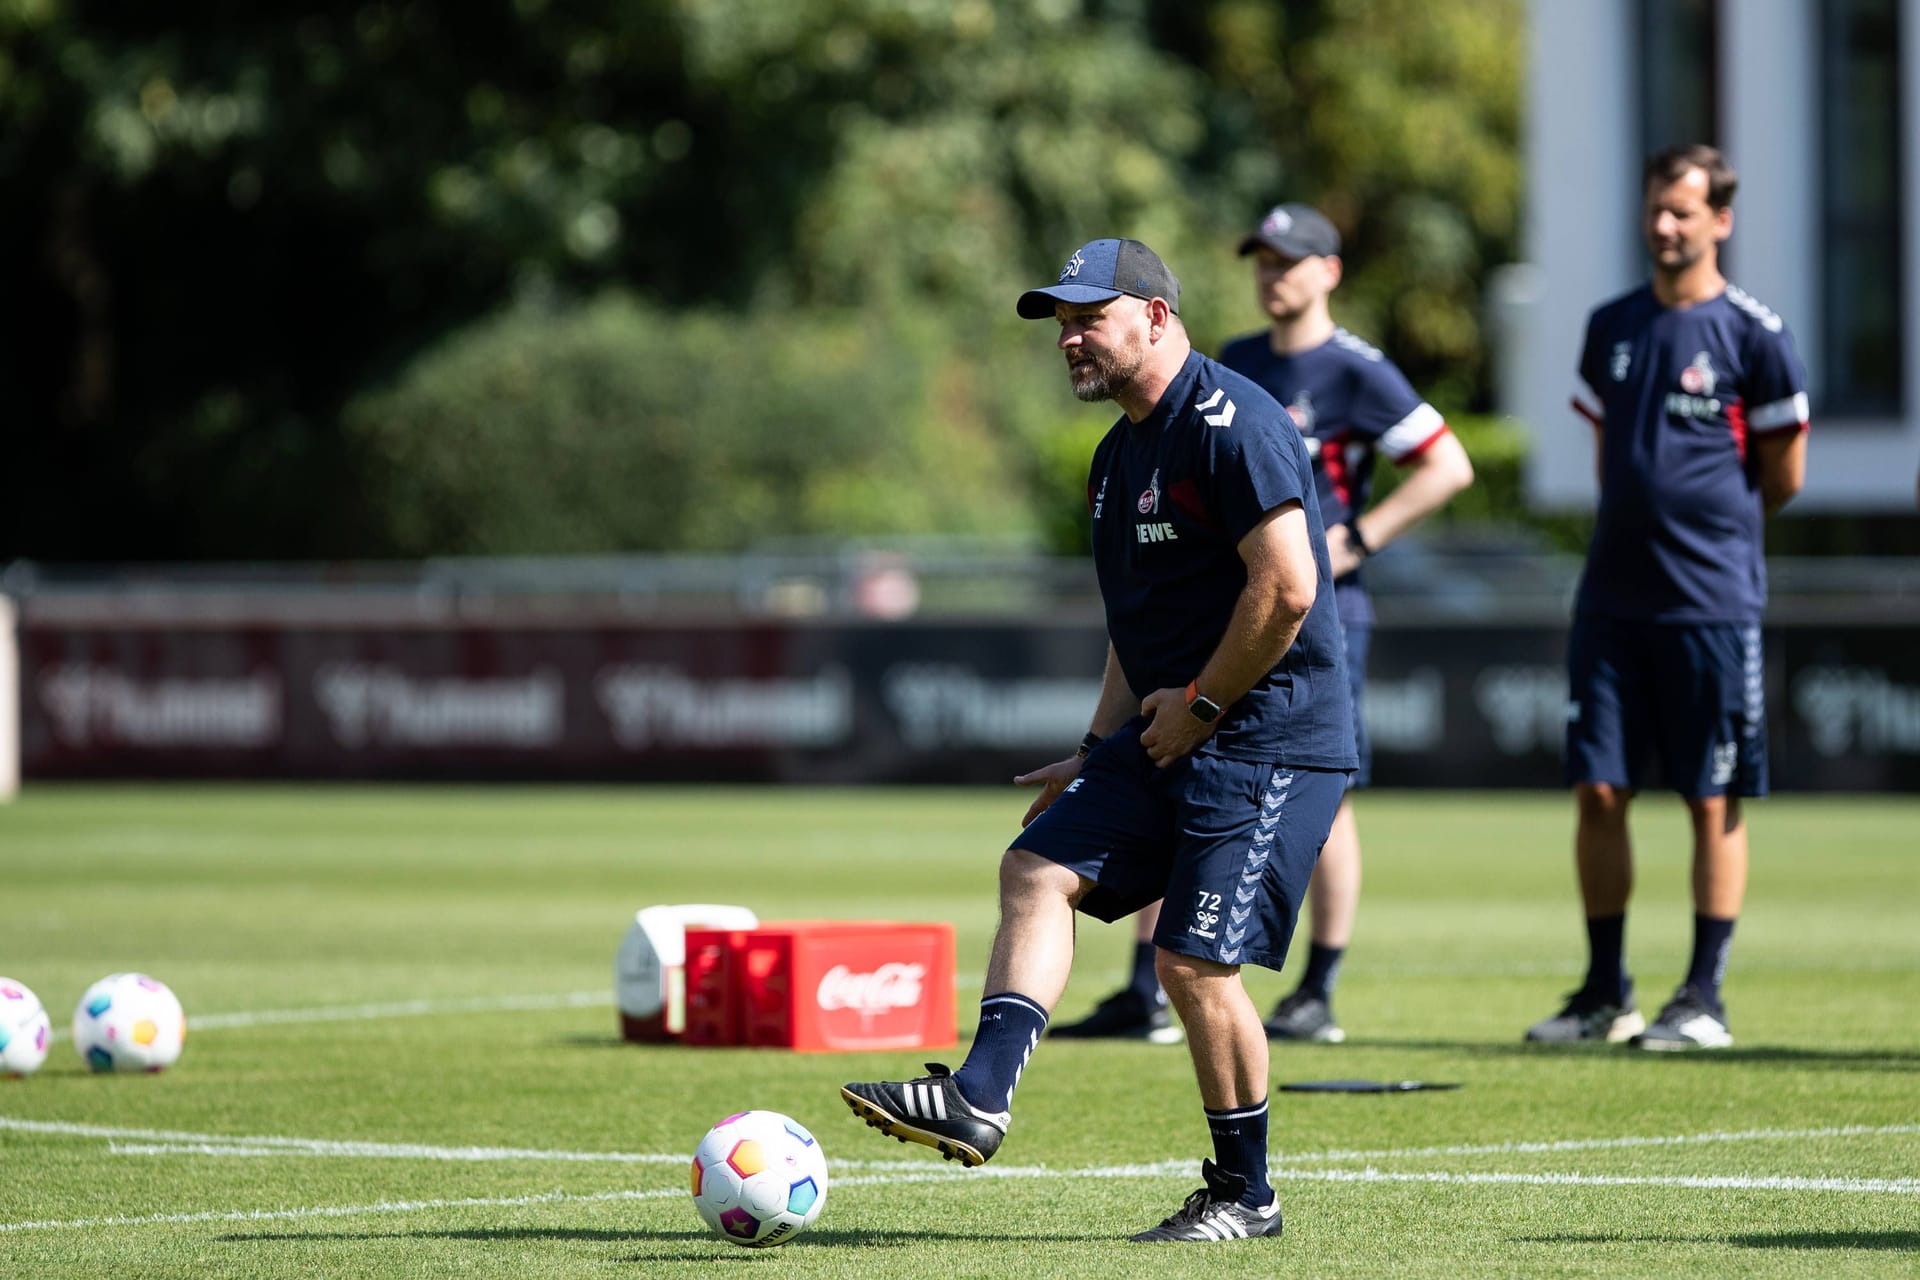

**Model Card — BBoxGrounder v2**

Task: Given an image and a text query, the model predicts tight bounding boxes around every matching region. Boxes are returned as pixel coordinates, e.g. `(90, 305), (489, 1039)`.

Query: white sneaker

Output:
(1629, 987), (1732, 1051)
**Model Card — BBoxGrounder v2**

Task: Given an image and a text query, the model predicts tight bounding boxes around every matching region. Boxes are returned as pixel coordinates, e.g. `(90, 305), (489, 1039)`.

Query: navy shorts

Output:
(1012, 717), (1348, 972)
(1343, 622), (1371, 790)
(1565, 615), (1768, 799)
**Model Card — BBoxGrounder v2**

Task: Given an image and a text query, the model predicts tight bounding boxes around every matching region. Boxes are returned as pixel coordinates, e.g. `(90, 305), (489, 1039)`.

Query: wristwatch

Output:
(1184, 680), (1222, 725)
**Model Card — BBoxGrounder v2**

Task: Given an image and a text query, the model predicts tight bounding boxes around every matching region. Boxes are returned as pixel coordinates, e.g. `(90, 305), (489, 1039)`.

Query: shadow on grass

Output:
(553, 1034), (632, 1049)
(1349, 1037), (1920, 1071)
(220, 1225), (1111, 1248)
(1519, 1231), (1920, 1252)
(219, 1228), (669, 1243)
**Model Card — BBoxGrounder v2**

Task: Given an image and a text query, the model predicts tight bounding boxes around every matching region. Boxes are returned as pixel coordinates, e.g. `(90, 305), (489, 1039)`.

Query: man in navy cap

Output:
(842, 237), (1354, 1244)
(1052, 207), (1475, 1049)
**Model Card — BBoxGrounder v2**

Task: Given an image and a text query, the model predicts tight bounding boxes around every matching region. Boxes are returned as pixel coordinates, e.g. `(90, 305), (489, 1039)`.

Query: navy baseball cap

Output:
(1237, 204), (1342, 259)
(1016, 238), (1181, 319)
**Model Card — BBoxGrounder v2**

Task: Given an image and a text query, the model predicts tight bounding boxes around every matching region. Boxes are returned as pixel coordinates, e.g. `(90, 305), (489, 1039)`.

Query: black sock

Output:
(952, 992), (1048, 1114)
(1298, 943), (1344, 1002)
(1127, 941), (1161, 1002)
(1582, 913), (1628, 1002)
(1685, 914), (1735, 1007)
(1205, 1100), (1272, 1208)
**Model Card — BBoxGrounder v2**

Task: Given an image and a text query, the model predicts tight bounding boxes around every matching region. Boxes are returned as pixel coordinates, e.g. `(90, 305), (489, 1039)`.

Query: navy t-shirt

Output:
(1217, 328), (1449, 625)
(1571, 284), (1810, 622)
(1087, 348), (1356, 769)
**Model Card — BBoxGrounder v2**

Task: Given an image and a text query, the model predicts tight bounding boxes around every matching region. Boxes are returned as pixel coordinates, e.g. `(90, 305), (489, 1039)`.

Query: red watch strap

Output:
(1184, 679), (1203, 707)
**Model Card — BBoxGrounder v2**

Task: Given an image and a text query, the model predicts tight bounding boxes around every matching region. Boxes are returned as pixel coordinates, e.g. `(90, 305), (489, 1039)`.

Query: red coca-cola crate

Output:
(682, 928), (745, 1047)
(681, 921), (956, 1053)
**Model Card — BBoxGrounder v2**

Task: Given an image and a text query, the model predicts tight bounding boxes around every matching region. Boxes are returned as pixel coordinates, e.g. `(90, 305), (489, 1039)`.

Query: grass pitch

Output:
(1, 785), (1915, 1278)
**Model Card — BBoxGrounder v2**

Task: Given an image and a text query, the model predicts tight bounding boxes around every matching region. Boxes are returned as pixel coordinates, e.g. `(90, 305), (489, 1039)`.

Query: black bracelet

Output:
(1346, 519), (1373, 559)
(1076, 731), (1103, 758)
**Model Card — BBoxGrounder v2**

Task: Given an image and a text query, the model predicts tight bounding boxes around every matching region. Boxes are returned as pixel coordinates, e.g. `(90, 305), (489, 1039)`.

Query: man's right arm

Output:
(1087, 642), (1136, 738)
(1572, 317), (1606, 493)
(1754, 428), (1807, 516)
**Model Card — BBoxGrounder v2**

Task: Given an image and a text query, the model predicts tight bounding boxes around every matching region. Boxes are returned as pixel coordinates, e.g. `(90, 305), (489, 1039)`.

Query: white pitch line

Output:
(9, 1116), (1915, 1170)
(1271, 1122), (1920, 1165)
(5, 1158), (1917, 1236)
(0, 1185), (686, 1235)
(1, 1118), (683, 1165)
(1269, 1168), (1920, 1195)
(47, 991), (614, 1042)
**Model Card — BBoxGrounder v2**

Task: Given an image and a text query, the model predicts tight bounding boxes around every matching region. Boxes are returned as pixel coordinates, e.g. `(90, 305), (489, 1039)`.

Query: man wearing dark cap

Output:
(843, 237), (1355, 1244)
(1230, 204), (1475, 1039)
(1052, 206), (1474, 1048)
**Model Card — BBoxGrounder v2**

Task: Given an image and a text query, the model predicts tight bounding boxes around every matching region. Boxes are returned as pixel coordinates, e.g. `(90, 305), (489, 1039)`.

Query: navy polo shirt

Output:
(1218, 327), (1450, 626)
(1571, 284), (1810, 622)
(1087, 349), (1356, 769)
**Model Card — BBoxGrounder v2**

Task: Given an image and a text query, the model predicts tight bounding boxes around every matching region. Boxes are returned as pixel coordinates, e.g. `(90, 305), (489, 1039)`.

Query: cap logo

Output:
(1059, 249), (1086, 281)
(1263, 210), (1293, 236)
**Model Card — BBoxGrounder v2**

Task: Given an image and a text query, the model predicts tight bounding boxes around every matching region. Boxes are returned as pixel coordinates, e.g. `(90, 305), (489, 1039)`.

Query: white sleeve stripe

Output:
(1378, 402), (1446, 459)
(1748, 391), (1810, 430)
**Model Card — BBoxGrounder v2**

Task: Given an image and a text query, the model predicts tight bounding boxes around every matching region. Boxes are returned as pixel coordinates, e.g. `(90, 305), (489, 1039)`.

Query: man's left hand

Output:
(1138, 687), (1215, 767)
(1324, 522), (1364, 579)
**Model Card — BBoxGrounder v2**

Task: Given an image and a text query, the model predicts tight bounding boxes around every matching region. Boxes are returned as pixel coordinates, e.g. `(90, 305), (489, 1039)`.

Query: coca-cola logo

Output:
(816, 963), (926, 1014)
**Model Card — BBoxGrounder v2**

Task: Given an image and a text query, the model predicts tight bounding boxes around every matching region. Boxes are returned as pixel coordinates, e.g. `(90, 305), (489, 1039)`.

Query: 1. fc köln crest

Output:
(1137, 468), (1161, 514)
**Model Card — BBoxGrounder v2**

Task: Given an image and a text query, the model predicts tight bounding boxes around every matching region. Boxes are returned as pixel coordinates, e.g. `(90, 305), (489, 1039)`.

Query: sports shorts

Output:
(1564, 614), (1768, 798)
(1012, 716), (1348, 972)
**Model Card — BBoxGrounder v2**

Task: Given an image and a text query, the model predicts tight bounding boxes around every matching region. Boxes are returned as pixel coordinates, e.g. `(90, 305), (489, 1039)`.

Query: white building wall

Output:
(1511, 0), (1920, 512)
(1510, 2), (1639, 509)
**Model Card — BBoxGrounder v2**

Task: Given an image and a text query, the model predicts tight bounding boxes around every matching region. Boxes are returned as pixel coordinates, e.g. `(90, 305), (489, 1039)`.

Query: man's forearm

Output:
(1088, 643), (1137, 737)
(1194, 582), (1308, 708)
(1352, 434), (1474, 551)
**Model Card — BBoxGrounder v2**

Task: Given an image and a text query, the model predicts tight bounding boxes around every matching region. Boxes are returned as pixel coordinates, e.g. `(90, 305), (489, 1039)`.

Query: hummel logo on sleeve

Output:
(1197, 389), (1237, 427)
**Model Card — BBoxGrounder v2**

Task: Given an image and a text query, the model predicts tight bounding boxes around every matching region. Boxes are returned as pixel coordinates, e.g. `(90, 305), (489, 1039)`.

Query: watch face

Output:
(1189, 695), (1221, 724)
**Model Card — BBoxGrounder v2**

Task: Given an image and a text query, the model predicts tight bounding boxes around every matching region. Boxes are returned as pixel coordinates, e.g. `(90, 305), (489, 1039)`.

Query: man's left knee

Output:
(1155, 949), (1237, 995)
(1000, 847), (1091, 907)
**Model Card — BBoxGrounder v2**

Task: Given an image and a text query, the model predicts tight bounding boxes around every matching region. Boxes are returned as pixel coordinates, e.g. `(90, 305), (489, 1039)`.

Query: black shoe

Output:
(1263, 990), (1345, 1043)
(1629, 986), (1732, 1051)
(1049, 987), (1183, 1044)
(1129, 1159), (1284, 1243)
(839, 1063), (1009, 1167)
(1523, 986), (1645, 1043)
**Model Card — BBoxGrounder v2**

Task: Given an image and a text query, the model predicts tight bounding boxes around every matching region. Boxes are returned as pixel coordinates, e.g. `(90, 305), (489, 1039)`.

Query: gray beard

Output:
(1072, 376), (1117, 403)
(1070, 352), (1143, 403)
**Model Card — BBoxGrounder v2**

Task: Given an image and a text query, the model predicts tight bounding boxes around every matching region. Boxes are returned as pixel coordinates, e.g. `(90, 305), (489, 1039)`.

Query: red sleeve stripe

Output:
(1394, 422), (1451, 462)
(1570, 396), (1603, 429)
(1378, 403), (1446, 460)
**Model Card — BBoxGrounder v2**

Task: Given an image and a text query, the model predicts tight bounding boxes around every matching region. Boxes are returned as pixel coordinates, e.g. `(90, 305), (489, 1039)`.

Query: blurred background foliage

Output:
(3, 0), (1525, 560)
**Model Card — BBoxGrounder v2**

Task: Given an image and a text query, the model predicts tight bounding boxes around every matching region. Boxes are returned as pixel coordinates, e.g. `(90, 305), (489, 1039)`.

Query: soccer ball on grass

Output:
(0, 978), (52, 1077)
(72, 973), (186, 1073)
(690, 1110), (829, 1247)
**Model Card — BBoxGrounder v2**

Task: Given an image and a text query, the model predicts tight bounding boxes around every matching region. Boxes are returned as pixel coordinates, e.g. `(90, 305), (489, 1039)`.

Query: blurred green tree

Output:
(2, 0), (1524, 560)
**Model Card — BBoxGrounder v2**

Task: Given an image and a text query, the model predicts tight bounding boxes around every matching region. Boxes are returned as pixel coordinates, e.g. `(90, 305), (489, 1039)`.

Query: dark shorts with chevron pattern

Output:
(1012, 715), (1348, 973)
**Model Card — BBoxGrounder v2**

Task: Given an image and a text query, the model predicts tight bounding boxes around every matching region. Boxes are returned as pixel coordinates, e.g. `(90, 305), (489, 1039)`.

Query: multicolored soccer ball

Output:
(72, 973), (186, 1073)
(0, 979), (53, 1078)
(689, 1110), (829, 1247)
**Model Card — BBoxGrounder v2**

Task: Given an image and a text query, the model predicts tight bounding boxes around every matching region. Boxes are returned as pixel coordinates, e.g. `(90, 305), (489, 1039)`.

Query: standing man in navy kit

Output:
(841, 238), (1354, 1244)
(1527, 144), (1809, 1051)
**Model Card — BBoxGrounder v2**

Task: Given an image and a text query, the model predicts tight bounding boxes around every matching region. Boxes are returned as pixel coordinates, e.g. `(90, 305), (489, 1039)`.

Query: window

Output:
(1820, 0), (1904, 417)
(1638, 0), (1720, 158)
